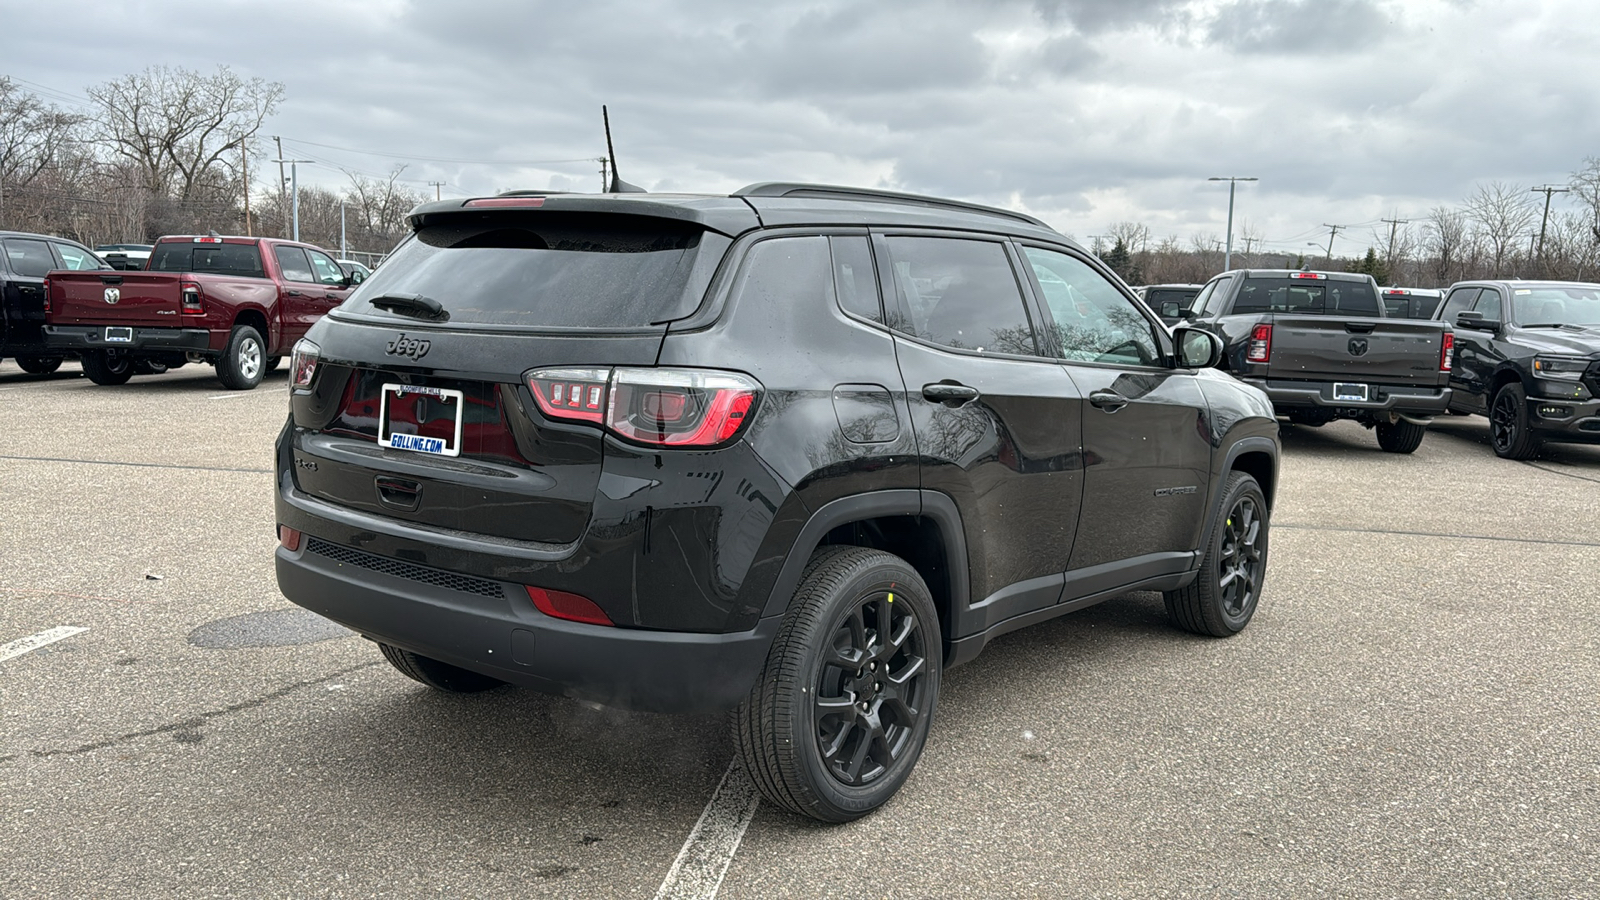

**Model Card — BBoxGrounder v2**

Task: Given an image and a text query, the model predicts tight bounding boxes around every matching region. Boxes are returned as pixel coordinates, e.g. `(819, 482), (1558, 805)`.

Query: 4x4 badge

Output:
(385, 334), (431, 359)
(1348, 338), (1369, 356)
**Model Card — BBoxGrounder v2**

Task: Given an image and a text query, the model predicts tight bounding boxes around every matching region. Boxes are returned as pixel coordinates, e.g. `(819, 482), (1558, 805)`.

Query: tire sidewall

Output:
(788, 553), (942, 819)
(219, 325), (265, 390)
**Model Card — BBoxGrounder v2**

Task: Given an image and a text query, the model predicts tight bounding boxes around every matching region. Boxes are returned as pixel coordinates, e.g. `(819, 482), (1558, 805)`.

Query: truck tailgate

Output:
(47, 271), (184, 326)
(1264, 315), (1447, 386)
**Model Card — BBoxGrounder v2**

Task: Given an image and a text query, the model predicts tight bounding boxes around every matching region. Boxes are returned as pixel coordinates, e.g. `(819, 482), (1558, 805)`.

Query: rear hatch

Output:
(289, 208), (732, 545)
(1233, 274), (1448, 386)
(46, 270), (185, 326)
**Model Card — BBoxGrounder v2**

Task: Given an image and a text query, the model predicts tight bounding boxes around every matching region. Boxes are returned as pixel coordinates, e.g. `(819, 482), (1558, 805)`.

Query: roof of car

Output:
(1226, 269), (1374, 281)
(1142, 283), (1204, 290)
(405, 183), (1071, 245)
(1, 230), (90, 243)
(1450, 279), (1600, 290)
(1382, 287), (1443, 296)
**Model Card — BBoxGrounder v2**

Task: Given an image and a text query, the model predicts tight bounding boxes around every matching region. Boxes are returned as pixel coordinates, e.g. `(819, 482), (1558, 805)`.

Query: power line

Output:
(278, 137), (596, 167)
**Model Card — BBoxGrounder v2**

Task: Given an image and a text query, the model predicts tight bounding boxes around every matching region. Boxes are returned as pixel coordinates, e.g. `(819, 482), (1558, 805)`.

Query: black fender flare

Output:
(759, 489), (970, 621)
(1195, 435), (1279, 563)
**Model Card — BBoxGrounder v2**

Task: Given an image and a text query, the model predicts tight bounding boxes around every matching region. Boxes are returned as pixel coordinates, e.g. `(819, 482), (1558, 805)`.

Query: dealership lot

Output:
(2, 359), (1597, 898)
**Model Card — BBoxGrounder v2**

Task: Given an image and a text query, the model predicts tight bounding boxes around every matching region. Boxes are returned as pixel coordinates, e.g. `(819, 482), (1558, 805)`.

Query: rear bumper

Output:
(275, 536), (779, 713)
(1246, 378), (1452, 417)
(43, 325), (211, 354)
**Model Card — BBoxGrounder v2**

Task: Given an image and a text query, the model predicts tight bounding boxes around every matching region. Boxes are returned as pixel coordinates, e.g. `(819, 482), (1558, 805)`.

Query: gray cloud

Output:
(1206, 0), (1389, 54)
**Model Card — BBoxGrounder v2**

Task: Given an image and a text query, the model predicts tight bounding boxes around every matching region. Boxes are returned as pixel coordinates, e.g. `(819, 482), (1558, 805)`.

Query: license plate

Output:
(378, 383), (464, 457)
(104, 326), (133, 343)
(1333, 382), (1369, 402)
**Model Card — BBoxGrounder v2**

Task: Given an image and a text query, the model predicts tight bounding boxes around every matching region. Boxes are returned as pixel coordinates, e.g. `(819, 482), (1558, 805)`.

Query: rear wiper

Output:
(369, 292), (448, 321)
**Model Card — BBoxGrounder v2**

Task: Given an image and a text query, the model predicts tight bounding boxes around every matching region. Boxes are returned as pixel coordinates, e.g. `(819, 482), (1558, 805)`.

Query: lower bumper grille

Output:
(305, 537), (505, 599)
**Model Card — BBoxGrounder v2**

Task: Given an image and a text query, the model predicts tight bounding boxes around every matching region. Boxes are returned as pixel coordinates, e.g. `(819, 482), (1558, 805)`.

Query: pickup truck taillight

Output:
(180, 280), (204, 315)
(1440, 332), (1454, 373)
(41, 276), (50, 313)
(1246, 324), (1273, 363)
(526, 366), (762, 448)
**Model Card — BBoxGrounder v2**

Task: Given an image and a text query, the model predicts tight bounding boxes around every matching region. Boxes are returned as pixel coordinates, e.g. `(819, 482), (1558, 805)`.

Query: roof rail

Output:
(733, 182), (1051, 229)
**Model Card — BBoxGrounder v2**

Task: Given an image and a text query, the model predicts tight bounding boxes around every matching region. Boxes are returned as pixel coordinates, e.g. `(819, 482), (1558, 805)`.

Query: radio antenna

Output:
(603, 105), (646, 193)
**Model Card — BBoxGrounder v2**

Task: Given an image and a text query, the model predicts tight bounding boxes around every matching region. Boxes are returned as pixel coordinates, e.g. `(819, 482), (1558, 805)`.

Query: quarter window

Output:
(1022, 247), (1162, 366)
(729, 235), (834, 317)
(882, 237), (1038, 357)
(830, 236), (881, 323)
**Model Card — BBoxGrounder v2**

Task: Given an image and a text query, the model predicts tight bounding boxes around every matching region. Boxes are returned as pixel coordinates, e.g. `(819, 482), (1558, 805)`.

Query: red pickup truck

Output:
(43, 235), (355, 389)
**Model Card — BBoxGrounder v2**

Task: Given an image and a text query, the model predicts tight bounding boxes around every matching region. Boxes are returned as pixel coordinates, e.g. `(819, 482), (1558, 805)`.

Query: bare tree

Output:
(1422, 205), (1467, 285)
(0, 78), (84, 228)
(1464, 181), (1537, 277)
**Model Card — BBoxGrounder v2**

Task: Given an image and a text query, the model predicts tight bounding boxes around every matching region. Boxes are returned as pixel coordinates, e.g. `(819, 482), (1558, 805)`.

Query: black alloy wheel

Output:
(14, 355), (62, 375)
(1489, 382), (1540, 460)
(738, 546), (941, 822)
(813, 587), (931, 788)
(81, 349), (133, 386)
(1164, 470), (1269, 637)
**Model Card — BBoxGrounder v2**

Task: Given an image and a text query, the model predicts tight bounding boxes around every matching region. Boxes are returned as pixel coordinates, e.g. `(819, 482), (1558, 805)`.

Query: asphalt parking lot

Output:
(2, 358), (1597, 899)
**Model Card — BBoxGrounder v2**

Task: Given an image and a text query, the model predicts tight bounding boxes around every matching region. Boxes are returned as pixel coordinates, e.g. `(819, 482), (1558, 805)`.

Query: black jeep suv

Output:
(274, 183), (1280, 821)
(1435, 280), (1600, 458)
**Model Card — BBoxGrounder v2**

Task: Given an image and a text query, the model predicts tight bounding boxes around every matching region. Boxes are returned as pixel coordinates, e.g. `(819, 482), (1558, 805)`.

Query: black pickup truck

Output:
(1170, 269), (1455, 453)
(1433, 280), (1600, 459)
(1, 230), (109, 374)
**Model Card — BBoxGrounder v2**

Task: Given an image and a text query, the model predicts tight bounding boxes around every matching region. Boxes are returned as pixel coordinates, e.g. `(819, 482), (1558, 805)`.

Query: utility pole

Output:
(1531, 184), (1570, 260)
(428, 181), (445, 201)
(272, 136), (287, 233)
(340, 200), (347, 258)
(1208, 176), (1259, 271)
(1321, 224), (1344, 264)
(598, 157), (609, 192)
(1381, 215), (1408, 270)
(239, 138), (252, 237)
(272, 158), (313, 242)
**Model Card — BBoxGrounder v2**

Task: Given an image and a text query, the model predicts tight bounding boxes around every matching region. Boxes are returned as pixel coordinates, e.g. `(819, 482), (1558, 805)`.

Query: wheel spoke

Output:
(816, 693), (855, 715)
(886, 612), (916, 654)
(847, 606), (868, 658)
(819, 722), (853, 762)
(843, 729), (873, 781)
(886, 653), (924, 686)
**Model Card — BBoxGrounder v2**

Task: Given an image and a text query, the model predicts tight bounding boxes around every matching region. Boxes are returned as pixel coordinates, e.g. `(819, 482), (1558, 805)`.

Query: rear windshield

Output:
(1232, 276), (1380, 316)
(150, 242), (266, 278)
(345, 213), (727, 329)
(1383, 294), (1442, 319)
(1144, 288), (1200, 307)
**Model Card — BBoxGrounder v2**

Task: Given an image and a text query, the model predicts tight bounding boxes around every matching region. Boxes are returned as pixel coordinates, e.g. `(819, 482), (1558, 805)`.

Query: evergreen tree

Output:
(1347, 247), (1391, 283)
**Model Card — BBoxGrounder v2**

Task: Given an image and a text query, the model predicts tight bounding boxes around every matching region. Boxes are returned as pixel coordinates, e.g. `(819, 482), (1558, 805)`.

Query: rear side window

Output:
(830, 236), (881, 323)
(1232, 277), (1380, 316)
(150, 242), (266, 277)
(346, 213), (725, 328)
(882, 236), (1038, 356)
(274, 246), (316, 283)
(2, 239), (57, 277)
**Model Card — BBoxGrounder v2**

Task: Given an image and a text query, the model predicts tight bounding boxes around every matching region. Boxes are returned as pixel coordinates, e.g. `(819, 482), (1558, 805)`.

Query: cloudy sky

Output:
(5, 0), (1597, 256)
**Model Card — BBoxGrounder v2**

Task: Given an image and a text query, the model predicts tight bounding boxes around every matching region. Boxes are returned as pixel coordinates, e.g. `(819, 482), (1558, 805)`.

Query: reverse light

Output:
(290, 339), (320, 389)
(525, 586), (613, 626)
(1532, 355), (1588, 381)
(1440, 332), (1454, 372)
(526, 366), (762, 448)
(1246, 323), (1273, 363)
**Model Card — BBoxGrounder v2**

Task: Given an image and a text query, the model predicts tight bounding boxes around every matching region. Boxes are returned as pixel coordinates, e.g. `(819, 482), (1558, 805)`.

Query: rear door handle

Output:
(922, 382), (980, 406)
(1088, 389), (1128, 412)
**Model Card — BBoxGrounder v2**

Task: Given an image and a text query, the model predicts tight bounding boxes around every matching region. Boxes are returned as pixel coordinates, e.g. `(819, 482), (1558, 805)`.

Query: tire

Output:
(1164, 471), (1269, 637)
(215, 324), (266, 390)
(1489, 382), (1541, 460)
(1375, 419), (1426, 453)
(264, 355), (282, 373)
(14, 355), (63, 375)
(377, 643), (504, 693)
(132, 358), (169, 376)
(81, 350), (133, 386)
(736, 546), (941, 823)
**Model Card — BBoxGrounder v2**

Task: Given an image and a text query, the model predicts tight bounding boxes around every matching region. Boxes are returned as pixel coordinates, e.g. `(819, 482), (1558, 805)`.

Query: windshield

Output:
(1232, 276), (1380, 316)
(1514, 286), (1600, 326)
(345, 213), (727, 329)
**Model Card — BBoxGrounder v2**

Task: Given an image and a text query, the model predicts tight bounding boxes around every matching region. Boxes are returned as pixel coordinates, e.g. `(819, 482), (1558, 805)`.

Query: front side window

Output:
(1022, 247), (1162, 366)
(306, 249), (346, 286)
(53, 242), (107, 271)
(1475, 288), (1503, 322)
(2, 239), (57, 277)
(274, 246), (316, 283)
(882, 236), (1038, 357)
(1439, 287), (1478, 323)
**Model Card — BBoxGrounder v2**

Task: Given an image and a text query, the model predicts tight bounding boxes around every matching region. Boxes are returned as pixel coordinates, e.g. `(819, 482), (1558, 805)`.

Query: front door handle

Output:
(922, 382), (980, 407)
(286, 289), (304, 297)
(1088, 389), (1128, 412)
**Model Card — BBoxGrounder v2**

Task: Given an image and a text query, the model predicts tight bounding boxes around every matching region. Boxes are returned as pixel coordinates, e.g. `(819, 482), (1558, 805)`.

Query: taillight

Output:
(1440, 332), (1454, 373)
(525, 586), (613, 626)
(1246, 323), (1273, 363)
(1291, 272), (1327, 280)
(180, 280), (204, 315)
(42, 276), (50, 313)
(290, 339), (319, 388)
(525, 367), (761, 448)
(278, 525), (302, 551)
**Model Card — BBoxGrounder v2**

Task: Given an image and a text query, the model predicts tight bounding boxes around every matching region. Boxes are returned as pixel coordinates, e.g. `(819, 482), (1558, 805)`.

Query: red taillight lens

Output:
(278, 525), (302, 551)
(180, 280), (204, 315)
(290, 339), (319, 388)
(1440, 332), (1454, 372)
(1291, 272), (1327, 280)
(42, 276), (50, 313)
(1246, 323), (1273, 363)
(528, 368), (610, 424)
(525, 586), (613, 626)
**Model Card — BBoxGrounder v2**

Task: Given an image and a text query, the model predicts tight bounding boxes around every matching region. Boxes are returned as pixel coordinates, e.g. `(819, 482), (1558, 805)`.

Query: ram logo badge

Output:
(385, 334), (431, 360)
(104, 287), (120, 304)
(1348, 338), (1369, 357)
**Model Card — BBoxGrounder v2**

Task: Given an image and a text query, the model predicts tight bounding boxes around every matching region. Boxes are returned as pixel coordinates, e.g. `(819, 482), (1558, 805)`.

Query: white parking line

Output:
(207, 392), (274, 400)
(653, 759), (760, 900)
(0, 626), (89, 663)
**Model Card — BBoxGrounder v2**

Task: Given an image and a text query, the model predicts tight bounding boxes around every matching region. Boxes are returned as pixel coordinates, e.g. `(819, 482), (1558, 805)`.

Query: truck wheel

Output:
(1489, 383), (1541, 460)
(1164, 470), (1268, 637)
(736, 546), (941, 823)
(377, 643), (504, 693)
(1375, 420), (1426, 453)
(14, 356), (63, 375)
(81, 350), (134, 386)
(264, 356), (282, 373)
(132, 358), (169, 376)
(215, 325), (266, 390)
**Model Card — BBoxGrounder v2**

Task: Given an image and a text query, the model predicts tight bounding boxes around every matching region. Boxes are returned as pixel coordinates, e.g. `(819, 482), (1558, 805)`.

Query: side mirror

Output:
(1160, 300), (1181, 319)
(1455, 311), (1500, 331)
(1173, 326), (1223, 369)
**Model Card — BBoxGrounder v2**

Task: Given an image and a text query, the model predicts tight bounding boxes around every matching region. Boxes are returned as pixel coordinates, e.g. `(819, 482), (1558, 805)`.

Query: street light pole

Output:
(272, 158), (313, 242)
(1208, 176), (1258, 271)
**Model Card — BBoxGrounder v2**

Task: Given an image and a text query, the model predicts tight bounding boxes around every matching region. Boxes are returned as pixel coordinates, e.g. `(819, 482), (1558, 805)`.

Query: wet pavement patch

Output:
(187, 608), (354, 649)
